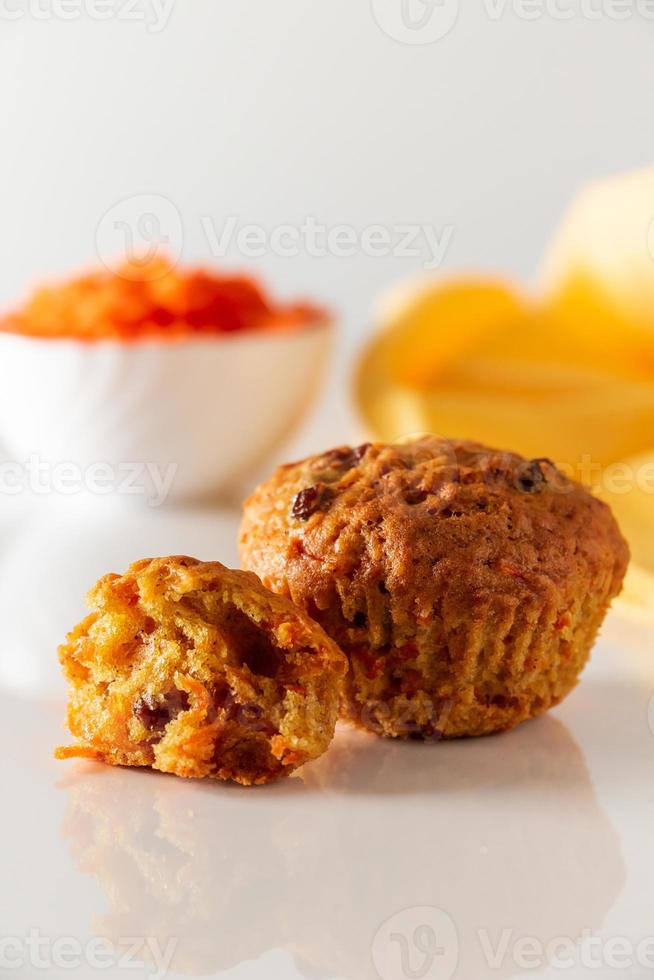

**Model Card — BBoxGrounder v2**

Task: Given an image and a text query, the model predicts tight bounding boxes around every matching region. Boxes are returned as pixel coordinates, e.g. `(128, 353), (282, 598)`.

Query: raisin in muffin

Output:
(240, 437), (629, 739)
(56, 556), (347, 785)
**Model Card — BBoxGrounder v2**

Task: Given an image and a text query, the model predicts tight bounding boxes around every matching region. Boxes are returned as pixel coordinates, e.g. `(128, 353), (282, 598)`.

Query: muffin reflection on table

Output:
(294, 721), (625, 980)
(0, 257), (333, 501)
(61, 717), (624, 979)
(62, 772), (287, 976)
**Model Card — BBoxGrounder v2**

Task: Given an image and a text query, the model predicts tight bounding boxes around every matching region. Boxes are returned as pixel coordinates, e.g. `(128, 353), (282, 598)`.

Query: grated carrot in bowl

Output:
(1, 257), (328, 342)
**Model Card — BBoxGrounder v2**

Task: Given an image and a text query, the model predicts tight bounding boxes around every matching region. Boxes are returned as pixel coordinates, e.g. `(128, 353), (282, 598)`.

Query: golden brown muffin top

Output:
(240, 436), (629, 611)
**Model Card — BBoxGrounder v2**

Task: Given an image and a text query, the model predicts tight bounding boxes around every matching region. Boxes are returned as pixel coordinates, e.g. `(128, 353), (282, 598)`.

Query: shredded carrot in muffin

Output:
(1, 257), (327, 341)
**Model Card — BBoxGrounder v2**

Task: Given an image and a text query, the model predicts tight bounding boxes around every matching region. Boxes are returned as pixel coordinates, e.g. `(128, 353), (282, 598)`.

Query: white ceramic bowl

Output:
(0, 323), (332, 503)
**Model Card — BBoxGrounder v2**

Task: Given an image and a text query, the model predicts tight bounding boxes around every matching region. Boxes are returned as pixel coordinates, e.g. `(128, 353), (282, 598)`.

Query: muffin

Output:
(240, 437), (629, 738)
(55, 556), (347, 785)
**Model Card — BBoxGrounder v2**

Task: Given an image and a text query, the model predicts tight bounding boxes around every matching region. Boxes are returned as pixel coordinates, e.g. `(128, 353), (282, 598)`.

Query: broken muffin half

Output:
(56, 556), (347, 785)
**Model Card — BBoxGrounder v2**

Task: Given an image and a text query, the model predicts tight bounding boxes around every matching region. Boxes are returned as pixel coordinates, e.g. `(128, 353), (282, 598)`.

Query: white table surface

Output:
(1, 496), (652, 980)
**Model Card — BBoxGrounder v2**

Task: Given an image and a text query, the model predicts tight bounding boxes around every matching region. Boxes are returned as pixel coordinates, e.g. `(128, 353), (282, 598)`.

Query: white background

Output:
(1, 4), (652, 315)
(0, 2), (653, 449)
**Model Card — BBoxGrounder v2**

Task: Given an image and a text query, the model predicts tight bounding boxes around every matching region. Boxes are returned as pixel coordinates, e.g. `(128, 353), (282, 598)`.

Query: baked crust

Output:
(56, 556), (347, 784)
(240, 437), (629, 738)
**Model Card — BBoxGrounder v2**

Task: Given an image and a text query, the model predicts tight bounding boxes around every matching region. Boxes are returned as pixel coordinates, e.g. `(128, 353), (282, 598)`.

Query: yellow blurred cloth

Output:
(356, 169), (654, 617)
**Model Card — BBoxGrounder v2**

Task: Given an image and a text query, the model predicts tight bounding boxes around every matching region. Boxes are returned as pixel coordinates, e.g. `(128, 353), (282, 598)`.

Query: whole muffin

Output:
(56, 556), (347, 784)
(240, 437), (629, 739)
